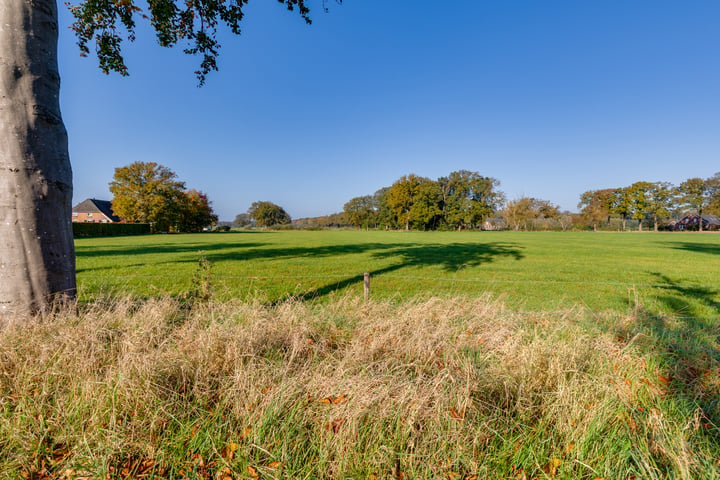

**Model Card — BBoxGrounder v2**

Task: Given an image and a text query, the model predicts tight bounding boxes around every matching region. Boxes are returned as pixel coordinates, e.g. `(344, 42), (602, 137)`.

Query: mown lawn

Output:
(75, 230), (720, 317)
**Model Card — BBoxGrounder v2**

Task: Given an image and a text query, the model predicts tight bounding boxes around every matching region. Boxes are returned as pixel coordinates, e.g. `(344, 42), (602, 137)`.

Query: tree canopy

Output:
(110, 161), (186, 230)
(109, 161), (216, 232)
(343, 195), (377, 229)
(66, 0), (325, 84)
(178, 189), (218, 232)
(248, 201), (292, 227)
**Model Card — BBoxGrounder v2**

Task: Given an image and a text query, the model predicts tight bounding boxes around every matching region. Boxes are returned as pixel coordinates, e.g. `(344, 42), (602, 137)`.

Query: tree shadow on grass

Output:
(618, 272), (720, 430)
(664, 241), (720, 256)
(269, 242), (524, 305)
(75, 239), (268, 258)
(76, 235), (525, 305)
(646, 272), (720, 318)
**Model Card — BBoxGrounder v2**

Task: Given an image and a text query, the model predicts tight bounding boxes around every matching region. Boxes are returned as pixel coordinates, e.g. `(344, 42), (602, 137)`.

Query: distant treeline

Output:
(237, 171), (720, 232)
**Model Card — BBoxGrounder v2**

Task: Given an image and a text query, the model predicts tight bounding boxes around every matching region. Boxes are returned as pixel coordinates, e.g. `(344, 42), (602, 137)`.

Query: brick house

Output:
(71, 198), (121, 223)
(675, 214), (720, 231)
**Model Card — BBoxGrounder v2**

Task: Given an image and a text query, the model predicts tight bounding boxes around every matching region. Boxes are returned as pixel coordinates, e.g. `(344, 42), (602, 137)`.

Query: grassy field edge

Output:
(1, 295), (718, 479)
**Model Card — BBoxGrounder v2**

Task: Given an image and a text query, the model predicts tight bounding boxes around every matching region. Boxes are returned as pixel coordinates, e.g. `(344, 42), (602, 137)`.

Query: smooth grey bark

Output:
(0, 0), (75, 320)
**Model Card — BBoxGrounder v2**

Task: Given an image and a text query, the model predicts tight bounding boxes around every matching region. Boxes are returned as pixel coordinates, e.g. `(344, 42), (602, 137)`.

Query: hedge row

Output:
(72, 222), (151, 238)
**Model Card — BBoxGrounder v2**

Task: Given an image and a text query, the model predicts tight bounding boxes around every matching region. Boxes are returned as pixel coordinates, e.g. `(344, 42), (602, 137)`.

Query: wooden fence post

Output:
(364, 272), (370, 302)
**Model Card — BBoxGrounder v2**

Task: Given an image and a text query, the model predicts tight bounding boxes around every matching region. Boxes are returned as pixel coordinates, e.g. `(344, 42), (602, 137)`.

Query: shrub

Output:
(72, 222), (151, 237)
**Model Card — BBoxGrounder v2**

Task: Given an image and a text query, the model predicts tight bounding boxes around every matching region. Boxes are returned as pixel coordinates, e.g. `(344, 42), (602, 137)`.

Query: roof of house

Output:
(72, 198), (120, 222)
(678, 214), (720, 226)
(703, 214), (720, 226)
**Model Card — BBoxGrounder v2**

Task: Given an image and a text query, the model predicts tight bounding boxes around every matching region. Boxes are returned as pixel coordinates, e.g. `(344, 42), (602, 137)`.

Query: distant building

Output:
(675, 214), (720, 231)
(72, 198), (120, 223)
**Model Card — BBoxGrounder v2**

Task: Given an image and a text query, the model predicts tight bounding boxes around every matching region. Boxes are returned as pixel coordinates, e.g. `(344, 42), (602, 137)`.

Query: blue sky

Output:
(58, 1), (720, 221)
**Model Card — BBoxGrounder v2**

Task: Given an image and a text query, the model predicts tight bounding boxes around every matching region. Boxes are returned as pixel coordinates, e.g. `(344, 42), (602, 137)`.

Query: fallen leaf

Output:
(248, 465), (259, 478)
(326, 418), (345, 433)
(241, 427), (252, 439)
(626, 416), (638, 431)
(658, 375), (672, 384)
(449, 406), (465, 420)
(332, 394), (348, 404)
(543, 458), (562, 476)
(221, 442), (239, 460)
(268, 461), (282, 469)
(511, 466), (527, 480)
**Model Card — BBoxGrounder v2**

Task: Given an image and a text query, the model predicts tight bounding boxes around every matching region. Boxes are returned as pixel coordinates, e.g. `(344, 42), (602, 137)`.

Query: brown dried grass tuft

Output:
(0, 295), (717, 479)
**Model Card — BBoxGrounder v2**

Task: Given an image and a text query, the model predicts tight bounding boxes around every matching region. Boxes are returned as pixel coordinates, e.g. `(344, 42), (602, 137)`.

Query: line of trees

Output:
(579, 174), (720, 231)
(344, 170), (505, 231)
(228, 172), (720, 233)
(109, 162), (218, 232)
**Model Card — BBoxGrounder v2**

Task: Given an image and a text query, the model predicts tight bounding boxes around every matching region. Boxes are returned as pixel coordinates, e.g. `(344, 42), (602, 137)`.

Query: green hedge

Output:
(73, 222), (151, 238)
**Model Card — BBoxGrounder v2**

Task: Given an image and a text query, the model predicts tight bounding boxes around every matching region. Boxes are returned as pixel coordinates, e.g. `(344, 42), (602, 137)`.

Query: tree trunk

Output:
(699, 210), (704, 232)
(0, 0), (75, 320)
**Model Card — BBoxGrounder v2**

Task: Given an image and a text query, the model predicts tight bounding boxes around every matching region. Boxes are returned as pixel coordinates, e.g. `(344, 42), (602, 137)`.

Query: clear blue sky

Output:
(58, 1), (720, 221)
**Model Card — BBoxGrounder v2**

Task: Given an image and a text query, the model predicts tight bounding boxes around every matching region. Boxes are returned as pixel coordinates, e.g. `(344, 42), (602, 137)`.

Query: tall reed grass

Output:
(0, 295), (718, 479)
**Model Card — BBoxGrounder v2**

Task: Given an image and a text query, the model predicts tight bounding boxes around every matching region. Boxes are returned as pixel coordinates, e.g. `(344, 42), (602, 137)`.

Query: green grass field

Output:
(76, 230), (720, 318)
(3, 231), (718, 478)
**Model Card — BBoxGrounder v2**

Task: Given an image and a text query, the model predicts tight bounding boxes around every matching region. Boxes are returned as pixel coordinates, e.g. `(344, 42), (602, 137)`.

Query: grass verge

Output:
(1, 295), (718, 479)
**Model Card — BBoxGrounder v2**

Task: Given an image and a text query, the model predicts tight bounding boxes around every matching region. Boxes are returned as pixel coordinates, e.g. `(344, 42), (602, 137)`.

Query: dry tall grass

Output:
(0, 295), (718, 479)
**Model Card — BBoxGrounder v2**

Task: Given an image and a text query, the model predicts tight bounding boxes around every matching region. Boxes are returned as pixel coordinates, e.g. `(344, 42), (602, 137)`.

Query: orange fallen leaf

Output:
(319, 394), (348, 405)
(326, 418), (345, 433)
(564, 442), (575, 455)
(543, 458), (562, 476)
(626, 416), (638, 431)
(449, 406), (465, 420)
(221, 442), (239, 460)
(268, 461), (282, 469)
(248, 465), (259, 478)
(658, 375), (672, 384)
(511, 466), (527, 480)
